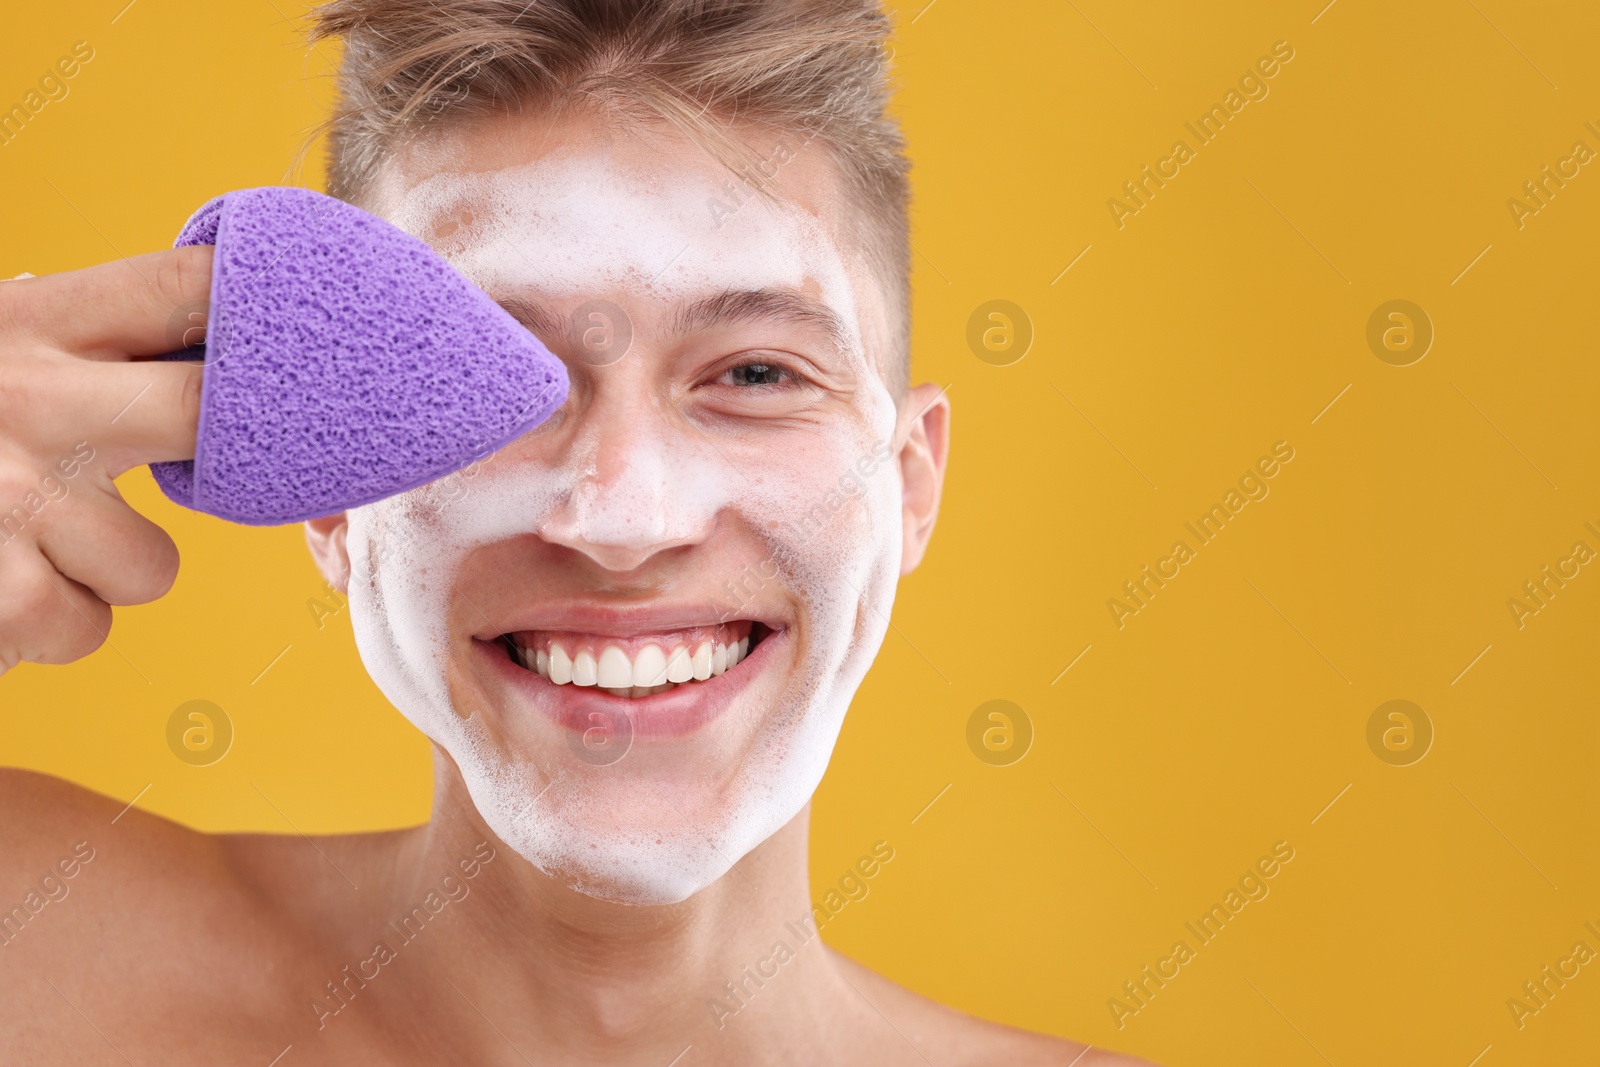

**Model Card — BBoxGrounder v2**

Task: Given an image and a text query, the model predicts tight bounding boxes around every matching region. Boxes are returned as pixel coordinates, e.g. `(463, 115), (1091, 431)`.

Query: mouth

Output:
(496, 621), (773, 699)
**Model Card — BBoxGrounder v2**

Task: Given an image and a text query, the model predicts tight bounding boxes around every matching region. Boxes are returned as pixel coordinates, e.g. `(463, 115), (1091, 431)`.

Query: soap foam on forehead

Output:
(347, 145), (905, 905)
(385, 148), (867, 364)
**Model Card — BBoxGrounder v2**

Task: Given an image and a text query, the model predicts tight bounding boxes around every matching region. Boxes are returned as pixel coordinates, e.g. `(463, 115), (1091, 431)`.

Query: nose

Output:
(536, 385), (723, 572)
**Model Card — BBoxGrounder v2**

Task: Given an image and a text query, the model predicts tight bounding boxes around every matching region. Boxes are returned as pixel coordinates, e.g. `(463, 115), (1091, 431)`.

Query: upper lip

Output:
(472, 599), (786, 642)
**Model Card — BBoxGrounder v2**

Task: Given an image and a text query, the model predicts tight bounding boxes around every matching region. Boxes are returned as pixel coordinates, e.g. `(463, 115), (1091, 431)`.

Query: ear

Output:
(895, 382), (950, 576)
(304, 513), (352, 594)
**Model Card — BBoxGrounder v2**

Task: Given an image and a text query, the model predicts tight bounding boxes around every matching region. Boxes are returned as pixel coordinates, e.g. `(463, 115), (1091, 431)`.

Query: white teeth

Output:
(515, 631), (760, 689)
(632, 644), (667, 687)
(665, 645), (693, 683)
(597, 646), (632, 688)
(572, 649), (598, 686)
(548, 644), (572, 685)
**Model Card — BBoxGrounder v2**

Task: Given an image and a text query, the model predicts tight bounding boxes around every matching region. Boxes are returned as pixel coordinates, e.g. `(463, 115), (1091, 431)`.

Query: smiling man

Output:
(0, 1), (1150, 1064)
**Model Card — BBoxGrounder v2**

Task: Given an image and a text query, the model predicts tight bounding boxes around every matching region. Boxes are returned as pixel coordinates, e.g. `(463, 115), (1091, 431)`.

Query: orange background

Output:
(2, 1), (1597, 1063)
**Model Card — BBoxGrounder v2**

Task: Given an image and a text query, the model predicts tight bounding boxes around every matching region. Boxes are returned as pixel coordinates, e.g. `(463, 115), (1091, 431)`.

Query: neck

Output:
(377, 747), (841, 1065)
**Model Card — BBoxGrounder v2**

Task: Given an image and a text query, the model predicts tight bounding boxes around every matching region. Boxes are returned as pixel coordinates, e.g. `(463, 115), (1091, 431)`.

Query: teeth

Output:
(665, 645), (693, 683)
(512, 630), (761, 693)
(548, 644), (572, 685)
(632, 644), (667, 687)
(597, 646), (632, 688)
(572, 649), (598, 687)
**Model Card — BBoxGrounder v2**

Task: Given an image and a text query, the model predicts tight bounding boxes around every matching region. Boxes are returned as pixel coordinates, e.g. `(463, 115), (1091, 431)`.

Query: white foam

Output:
(346, 143), (903, 905)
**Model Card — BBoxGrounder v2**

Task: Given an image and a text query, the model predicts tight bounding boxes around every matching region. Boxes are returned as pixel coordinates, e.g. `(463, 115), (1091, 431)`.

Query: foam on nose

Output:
(150, 186), (569, 525)
(537, 416), (731, 563)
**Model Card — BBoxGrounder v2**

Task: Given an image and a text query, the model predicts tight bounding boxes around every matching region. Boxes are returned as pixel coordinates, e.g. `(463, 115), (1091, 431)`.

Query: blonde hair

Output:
(310, 0), (911, 391)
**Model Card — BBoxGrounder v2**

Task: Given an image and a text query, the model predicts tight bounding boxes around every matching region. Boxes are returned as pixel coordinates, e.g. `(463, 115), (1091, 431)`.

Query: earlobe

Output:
(303, 513), (352, 594)
(896, 383), (951, 576)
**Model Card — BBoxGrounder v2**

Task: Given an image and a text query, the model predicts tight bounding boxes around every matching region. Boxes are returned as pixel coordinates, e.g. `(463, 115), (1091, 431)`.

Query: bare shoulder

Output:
(0, 768), (235, 951)
(828, 948), (1158, 1067)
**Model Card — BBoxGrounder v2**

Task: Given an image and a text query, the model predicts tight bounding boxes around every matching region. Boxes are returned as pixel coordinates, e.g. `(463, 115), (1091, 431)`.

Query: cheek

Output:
(345, 498), (470, 729)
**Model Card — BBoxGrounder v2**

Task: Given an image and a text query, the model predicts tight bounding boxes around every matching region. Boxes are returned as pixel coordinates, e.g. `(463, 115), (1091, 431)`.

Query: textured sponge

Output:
(150, 187), (567, 525)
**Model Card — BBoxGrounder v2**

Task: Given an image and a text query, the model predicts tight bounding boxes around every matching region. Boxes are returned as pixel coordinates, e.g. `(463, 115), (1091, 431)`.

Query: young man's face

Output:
(311, 111), (943, 905)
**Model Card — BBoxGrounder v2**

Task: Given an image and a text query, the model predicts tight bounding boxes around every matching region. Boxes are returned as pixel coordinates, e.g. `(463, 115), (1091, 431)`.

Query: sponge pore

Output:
(150, 186), (568, 525)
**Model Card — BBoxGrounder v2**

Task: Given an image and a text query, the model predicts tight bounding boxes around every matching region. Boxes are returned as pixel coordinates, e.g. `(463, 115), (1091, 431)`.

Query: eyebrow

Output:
(495, 287), (851, 357)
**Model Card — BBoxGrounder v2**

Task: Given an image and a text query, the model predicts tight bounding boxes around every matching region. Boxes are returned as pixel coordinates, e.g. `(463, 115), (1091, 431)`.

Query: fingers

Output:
(0, 550), (111, 668)
(34, 483), (179, 607)
(0, 245), (214, 359)
(69, 358), (203, 472)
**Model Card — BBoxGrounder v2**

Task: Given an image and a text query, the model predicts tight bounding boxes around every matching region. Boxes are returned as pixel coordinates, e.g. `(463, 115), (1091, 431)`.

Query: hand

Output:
(0, 247), (210, 675)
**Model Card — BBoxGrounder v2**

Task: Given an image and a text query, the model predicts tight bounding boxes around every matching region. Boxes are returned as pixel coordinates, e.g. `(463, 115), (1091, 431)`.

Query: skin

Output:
(0, 110), (1152, 1066)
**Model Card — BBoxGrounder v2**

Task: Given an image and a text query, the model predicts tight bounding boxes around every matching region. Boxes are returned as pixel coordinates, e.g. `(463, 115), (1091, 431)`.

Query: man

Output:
(0, 1), (1149, 1062)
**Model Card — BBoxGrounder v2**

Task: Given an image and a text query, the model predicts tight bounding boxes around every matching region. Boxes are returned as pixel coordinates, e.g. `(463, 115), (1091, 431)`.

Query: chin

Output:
(450, 720), (830, 906)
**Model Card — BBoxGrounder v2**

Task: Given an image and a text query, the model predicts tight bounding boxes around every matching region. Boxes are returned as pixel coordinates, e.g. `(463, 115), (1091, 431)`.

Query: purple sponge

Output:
(151, 187), (568, 525)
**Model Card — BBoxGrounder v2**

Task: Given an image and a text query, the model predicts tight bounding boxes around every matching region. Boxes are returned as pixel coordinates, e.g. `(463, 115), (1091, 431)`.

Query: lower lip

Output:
(476, 628), (786, 740)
